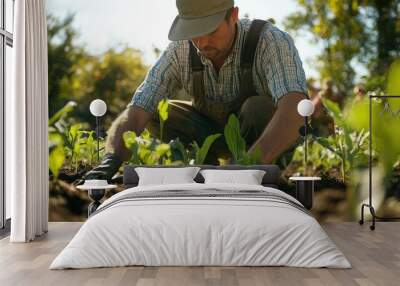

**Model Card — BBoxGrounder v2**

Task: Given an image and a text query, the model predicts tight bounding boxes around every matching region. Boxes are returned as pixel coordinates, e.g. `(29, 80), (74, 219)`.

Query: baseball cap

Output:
(168, 0), (234, 41)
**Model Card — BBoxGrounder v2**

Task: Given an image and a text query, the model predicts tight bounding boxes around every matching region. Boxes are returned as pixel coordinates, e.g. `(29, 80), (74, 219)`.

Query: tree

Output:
(74, 47), (148, 127)
(285, 0), (400, 94)
(47, 14), (149, 128)
(47, 14), (87, 117)
(367, 0), (400, 74)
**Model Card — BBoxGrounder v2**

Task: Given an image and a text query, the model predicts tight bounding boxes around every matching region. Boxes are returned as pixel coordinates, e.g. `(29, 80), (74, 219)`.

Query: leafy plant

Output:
(48, 101), (79, 178)
(224, 114), (262, 164)
(169, 138), (190, 164)
(314, 98), (371, 219)
(48, 101), (77, 126)
(79, 131), (98, 166)
(157, 99), (170, 142)
(291, 139), (342, 176)
(49, 133), (66, 179)
(64, 124), (85, 172)
(224, 114), (246, 163)
(317, 98), (369, 184)
(123, 129), (173, 165)
(191, 134), (221, 165)
(48, 101), (106, 177)
(346, 60), (400, 176)
(123, 131), (143, 165)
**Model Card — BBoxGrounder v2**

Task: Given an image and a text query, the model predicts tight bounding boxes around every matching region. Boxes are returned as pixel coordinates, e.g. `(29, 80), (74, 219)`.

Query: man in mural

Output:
(83, 0), (309, 181)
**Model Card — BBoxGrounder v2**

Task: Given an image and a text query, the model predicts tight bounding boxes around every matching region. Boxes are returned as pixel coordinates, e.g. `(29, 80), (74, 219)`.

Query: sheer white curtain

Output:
(7, 0), (49, 242)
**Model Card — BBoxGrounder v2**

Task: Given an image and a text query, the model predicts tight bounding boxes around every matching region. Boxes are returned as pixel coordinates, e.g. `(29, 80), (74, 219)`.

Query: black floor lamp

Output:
(359, 94), (400, 230)
(297, 99), (315, 174)
(79, 99), (112, 217)
(89, 99), (107, 161)
(289, 99), (321, 210)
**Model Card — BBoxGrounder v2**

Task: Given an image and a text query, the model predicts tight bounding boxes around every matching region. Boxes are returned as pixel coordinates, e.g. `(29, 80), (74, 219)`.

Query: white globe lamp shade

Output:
(90, 99), (107, 117)
(297, 99), (315, 117)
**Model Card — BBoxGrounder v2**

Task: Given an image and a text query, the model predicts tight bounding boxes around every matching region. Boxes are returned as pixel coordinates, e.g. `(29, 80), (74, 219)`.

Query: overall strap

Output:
(189, 41), (205, 107)
(189, 20), (268, 119)
(234, 19), (268, 112)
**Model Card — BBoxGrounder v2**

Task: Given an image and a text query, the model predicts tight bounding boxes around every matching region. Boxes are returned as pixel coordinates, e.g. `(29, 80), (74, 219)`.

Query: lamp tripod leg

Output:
(359, 204), (366, 225)
(359, 203), (376, 230)
(369, 206), (376, 231)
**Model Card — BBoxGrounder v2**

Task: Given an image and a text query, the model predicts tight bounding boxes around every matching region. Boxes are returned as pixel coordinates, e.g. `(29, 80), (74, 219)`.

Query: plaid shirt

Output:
(128, 19), (308, 114)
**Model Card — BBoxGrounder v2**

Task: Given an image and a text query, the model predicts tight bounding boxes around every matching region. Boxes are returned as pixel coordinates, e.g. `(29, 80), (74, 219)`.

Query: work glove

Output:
(74, 153), (123, 186)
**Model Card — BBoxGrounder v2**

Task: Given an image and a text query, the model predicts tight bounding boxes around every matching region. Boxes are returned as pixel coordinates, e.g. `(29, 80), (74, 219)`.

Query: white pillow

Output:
(200, 169), (266, 185)
(135, 167), (201, 186)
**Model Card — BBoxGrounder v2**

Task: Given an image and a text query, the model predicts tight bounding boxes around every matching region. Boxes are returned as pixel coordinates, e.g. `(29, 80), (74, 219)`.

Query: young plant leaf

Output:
(194, 134), (221, 165)
(224, 114), (246, 163)
(49, 145), (65, 178)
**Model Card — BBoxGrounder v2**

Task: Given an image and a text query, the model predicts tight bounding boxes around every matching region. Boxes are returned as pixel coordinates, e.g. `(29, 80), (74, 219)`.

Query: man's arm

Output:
(75, 105), (152, 184)
(249, 92), (307, 164)
(106, 41), (183, 161)
(105, 106), (152, 162)
(79, 42), (182, 183)
(251, 26), (309, 164)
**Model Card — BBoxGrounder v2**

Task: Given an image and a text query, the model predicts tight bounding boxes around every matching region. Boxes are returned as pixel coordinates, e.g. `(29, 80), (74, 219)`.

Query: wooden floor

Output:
(0, 222), (399, 286)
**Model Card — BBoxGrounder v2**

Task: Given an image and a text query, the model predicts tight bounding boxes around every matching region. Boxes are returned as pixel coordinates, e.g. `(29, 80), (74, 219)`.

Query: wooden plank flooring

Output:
(0, 222), (399, 286)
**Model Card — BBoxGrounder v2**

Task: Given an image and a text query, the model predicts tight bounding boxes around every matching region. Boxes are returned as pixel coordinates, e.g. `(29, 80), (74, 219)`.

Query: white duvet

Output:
(50, 183), (351, 269)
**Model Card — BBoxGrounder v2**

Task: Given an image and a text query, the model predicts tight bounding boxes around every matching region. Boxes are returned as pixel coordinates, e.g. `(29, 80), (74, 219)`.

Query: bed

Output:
(50, 165), (351, 269)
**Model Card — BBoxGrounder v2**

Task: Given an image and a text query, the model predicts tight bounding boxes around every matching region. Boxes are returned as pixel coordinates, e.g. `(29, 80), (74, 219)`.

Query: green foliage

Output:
(79, 131), (98, 166)
(243, 146), (263, 165)
(49, 145), (65, 178)
(123, 131), (140, 164)
(48, 13), (148, 130)
(292, 139), (342, 176)
(285, 0), (400, 94)
(192, 134), (221, 165)
(65, 124), (85, 172)
(224, 115), (247, 163)
(318, 98), (369, 183)
(123, 99), (223, 166)
(48, 101), (78, 126)
(123, 130), (173, 165)
(347, 60), (400, 175)
(347, 99), (400, 175)
(48, 100), (79, 178)
(49, 133), (66, 179)
(223, 114), (262, 164)
(284, 0), (367, 94)
(48, 101), (106, 177)
(386, 59), (400, 97)
(123, 130), (224, 166)
(304, 97), (370, 219)
(123, 98), (237, 166)
(47, 14), (87, 117)
(169, 138), (190, 164)
(157, 99), (170, 142)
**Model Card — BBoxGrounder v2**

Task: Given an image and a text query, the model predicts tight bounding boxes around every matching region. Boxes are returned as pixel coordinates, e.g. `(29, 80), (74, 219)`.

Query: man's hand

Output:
(248, 93), (307, 164)
(105, 106), (152, 161)
(76, 106), (152, 185)
(74, 153), (123, 186)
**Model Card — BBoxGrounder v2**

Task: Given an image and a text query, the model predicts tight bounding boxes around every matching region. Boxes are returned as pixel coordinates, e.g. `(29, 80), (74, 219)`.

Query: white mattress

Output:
(50, 183), (351, 269)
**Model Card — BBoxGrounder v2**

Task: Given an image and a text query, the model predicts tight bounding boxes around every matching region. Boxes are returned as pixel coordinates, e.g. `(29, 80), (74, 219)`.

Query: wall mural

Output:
(47, 3), (400, 223)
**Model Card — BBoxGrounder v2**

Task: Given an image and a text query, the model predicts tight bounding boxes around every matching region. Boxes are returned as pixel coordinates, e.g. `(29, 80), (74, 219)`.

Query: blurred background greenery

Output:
(47, 0), (400, 222)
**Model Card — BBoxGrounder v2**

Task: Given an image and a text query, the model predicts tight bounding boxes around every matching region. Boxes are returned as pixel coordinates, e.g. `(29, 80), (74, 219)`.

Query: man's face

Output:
(191, 7), (239, 62)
